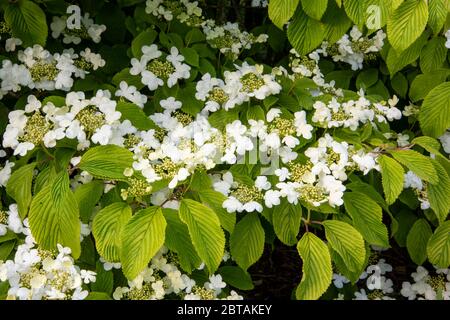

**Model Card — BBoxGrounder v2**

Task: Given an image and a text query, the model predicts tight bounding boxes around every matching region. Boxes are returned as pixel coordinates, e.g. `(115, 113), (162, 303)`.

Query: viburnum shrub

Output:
(0, 0), (449, 301)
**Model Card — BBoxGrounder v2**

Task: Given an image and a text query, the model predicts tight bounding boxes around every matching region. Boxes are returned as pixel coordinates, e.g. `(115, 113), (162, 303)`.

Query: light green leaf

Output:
(163, 208), (202, 273)
(198, 190), (236, 233)
(4, 0), (48, 47)
(390, 149), (438, 184)
(428, 0), (447, 35)
(296, 232), (332, 300)
(407, 219), (432, 265)
(179, 199), (225, 274)
(230, 212), (265, 271)
(28, 171), (81, 258)
(121, 206), (166, 279)
(287, 8), (325, 56)
(387, 0), (428, 52)
(409, 69), (450, 102)
(428, 159), (450, 223)
(268, 0), (300, 29)
(343, 192), (390, 247)
(85, 292), (112, 300)
(427, 221), (450, 268)
(301, 0), (328, 20)
(343, 0), (367, 27)
(378, 155), (404, 205)
(412, 136), (442, 155)
(323, 220), (365, 272)
(322, 1), (352, 44)
(79, 145), (134, 181)
(272, 199), (302, 246)
(6, 162), (35, 219)
(419, 82), (450, 138)
(116, 101), (155, 130)
(92, 202), (132, 262)
(420, 37), (447, 73)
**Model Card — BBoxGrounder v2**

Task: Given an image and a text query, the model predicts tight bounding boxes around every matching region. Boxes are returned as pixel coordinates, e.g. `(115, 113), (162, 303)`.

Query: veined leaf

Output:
(301, 0), (328, 20)
(230, 212), (265, 271)
(74, 181), (104, 223)
(28, 171), (81, 258)
(116, 101), (155, 130)
(378, 155), (404, 205)
(343, 192), (389, 247)
(406, 219), (432, 265)
(179, 199), (225, 274)
(296, 232), (332, 300)
(390, 149), (438, 184)
(427, 221), (450, 268)
(323, 220), (365, 272)
(6, 162), (35, 219)
(419, 82), (450, 138)
(92, 202), (132, 262)
(272, 199), (302, 246)
(428, 0), (447, 35)
(198, 190), (236, 233)
(409, 69), (450, 102)
(387, 0), (428, 52)
(428, 160), (450, 223)
(419, 37), (447, 73)
(268, 0), (300, 29)
(287, 7), (325, 56)
(79, 145), (134, 181)
(121, 206), (166, 279)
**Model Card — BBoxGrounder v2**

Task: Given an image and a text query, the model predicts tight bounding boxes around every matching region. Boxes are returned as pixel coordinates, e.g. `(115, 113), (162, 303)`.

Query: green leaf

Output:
(79, 145), (134, 181)
(116, 101), (155, 130)
(121, 206), (166, 279)
(378, 155), (404, 205)
(427, 221), (450, 268)
(230, 212), (265, 271)
(246, 105), (265, 121)
(386, 31), (429, 75)
(272, 199), (302, 246)
(420, 37), (447, 73)
(329, 244), (368, 283)
(112, 68), (145, 90)
(268, 0), (300, 29)
(91, 261), (114, 295)
(85, 292), (112, 300)
(92, 202), (132, 262)
(323, 220), (365, 272)
(412, 136), (442, 155)
(185, 28), (205, 45)
(343, 192), (390, 247)
(406, 219), (432, 265)
(4, 0), (48, 47)
(6, 162), (35, 219)
(287, 7), (325, 56)
(387, 0), (428, 52)
(180, 47), (199, 67)
(131, 29), (158, 58)
(163, 208), (202, 273)
(390, 149), (438, 184)
(198, 190), (236, 233)
(409, 69), (450, 102)
(28, 171), (81, 258)
(428, 0), (447, 35)
(296, 232), (332, 300)
(390, 72), (408, 98)
(179, 199), (225, 274)
(322, 2), (352, 44)
(74, 181), (104, 223)
(428, 159), (450, 223)
(0, 240), (16, 261)
(356, 68), (378, 90)
(343, 0), (367, 27)
(301, 0), (328, 20)
(218, 266), (254, 290)
(419, 82), (450, 138)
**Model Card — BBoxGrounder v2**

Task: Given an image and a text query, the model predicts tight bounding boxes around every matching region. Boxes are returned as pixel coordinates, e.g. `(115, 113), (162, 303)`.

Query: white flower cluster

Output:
(0, 204), (23, 236)
(319, 26), (386, 70)
(2, 91), (128, 156)
(113, 247), (242, 300)
(202, 20), (268, 60)
(115, 81), (148, 108)
(312, 93), (402, 130)
(196, 63), (281, 112)
(0, 21), (22, 52)
(0, 206), (95, 300)
(439, 131), (450, 154)
(145, 0), (203, 26)
(445, 29), (450, 49)
(0, 45), (105, 97)
(251, 0), (268, 7)
(401, 266), (450, 300)
(403, 170), (430, 210)
(50, 5), (106, 44)
(130, 45), (191, 91)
